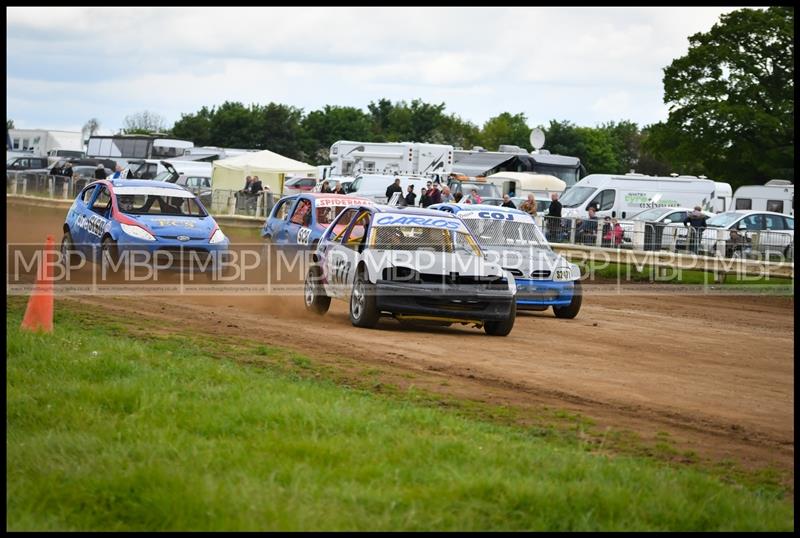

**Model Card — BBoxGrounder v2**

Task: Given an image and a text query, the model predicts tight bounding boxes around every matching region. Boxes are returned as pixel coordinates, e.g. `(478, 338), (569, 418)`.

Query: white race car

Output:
(303, 205), (518, 335)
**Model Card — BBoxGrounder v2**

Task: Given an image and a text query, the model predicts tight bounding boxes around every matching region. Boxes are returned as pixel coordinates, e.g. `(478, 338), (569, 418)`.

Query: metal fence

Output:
(6, 171), (277, 219)
(540, 215), (793, 262)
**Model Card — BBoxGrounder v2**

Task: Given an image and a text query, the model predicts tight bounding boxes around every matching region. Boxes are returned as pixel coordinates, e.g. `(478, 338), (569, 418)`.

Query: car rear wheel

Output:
(304, 265), (330, 315)
(484, 301), (516, 336)
(553, 280), (582, 319)
(350, 271), (379, 328)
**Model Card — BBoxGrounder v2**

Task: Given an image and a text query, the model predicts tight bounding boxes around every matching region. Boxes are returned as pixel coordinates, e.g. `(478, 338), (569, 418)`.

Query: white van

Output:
(559, 173), (732, 219)
(484, 172), (566, 199)
(346, 173), (430, 204)
(732, 180), (793, 216)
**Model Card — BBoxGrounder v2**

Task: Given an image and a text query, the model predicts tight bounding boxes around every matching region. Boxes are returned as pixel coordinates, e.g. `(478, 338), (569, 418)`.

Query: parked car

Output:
(303, 204), (517, 335)
(61, 179), (229, 276)
(619, 206), (715, 250)
(6, 156), (49, 171)
(283, 177), (318, 195)
(262, 193), (374, 249)
(699, 210), (794, 259)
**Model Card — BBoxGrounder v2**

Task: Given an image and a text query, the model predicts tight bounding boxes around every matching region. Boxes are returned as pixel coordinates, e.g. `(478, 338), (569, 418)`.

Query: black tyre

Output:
(349, 270), (379, 328)
(304, 265), (331, 315)
(101, 236), (120, 274)
(553, 280), (582, 319)
(61, 231), (76, 268)
(484, 301), (516, 336)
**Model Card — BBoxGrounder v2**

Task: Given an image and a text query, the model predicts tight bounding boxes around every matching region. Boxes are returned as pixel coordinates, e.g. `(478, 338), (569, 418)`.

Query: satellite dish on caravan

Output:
(529, 128), (545, 152)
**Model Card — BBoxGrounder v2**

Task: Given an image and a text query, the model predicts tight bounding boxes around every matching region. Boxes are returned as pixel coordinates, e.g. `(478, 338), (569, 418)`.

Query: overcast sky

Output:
(7, 6), (743, 136)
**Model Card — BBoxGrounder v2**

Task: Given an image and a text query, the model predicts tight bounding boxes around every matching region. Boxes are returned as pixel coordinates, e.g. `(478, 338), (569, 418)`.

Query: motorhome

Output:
(484, 172), (566, 199)
(86, 135), (194, 168)
(8, 129), (83, 159)
(328, 140), (453, 180)
(732, 180), (793, 216)
(558, 173), (732, 219)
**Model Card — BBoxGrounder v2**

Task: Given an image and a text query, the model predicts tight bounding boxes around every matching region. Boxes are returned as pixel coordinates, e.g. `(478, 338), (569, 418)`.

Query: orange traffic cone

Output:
(21, 235), (55, 333)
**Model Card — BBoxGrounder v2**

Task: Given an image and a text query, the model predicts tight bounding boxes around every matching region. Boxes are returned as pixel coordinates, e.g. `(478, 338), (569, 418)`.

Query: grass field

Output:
(6, 299), (794, 531)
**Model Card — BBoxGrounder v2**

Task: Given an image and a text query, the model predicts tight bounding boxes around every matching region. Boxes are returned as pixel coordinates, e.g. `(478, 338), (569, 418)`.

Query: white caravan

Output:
(732, 180), (794, 216)
(559, 173), (732, 220)
(8, 129), (83, 159)
(329, 140), (453, 180)
(484, 172), (566, 200)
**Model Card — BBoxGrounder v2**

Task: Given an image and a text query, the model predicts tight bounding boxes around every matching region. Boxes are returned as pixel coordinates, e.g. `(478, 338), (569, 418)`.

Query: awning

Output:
(452, 152), (516, 176)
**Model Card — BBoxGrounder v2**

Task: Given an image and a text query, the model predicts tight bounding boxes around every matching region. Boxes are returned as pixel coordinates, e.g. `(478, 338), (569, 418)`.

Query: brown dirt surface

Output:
(6, 199), (795, 482)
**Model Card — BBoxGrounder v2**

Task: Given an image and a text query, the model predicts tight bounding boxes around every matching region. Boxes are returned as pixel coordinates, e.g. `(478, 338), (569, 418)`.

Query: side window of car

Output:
(783, 217), (794, 231)
(290, 199), (313, 226)
(80, 186), (96, 204)
(739, 214), (763, 231)
(327, 208), (358, 243)
(91, 186), (111, 216)
(342, 210), (371, 250)
(666, 212), (687, 223)
(764, 214), (785, 230)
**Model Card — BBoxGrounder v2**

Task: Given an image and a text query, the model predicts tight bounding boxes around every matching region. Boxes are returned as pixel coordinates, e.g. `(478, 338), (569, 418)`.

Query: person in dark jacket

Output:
(548, 193), (562, 217)
(385, 177), (402, 201)
(545, 192), (564, 242)
(332, 181), (346, 195)
(404, 184), (417, 207)
(319, 180), (332, 193)
(683, 206), (708, 253)
(62, 162), (74, 179)
(94, 163), (107, 179)
(427, 183), (442, 205)
(419, 187), (431, 207)
(501, 194), (516, 208)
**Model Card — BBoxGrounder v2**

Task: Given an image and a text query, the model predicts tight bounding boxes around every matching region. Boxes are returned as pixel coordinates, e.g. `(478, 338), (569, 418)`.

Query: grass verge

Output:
(6, 298), (793, 531)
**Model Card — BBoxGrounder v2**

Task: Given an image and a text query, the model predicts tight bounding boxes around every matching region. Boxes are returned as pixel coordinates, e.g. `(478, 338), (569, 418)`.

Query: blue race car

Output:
(262, 193), (374, 248)
(429, 203), (583, 318)
(61, 179), (230, 275)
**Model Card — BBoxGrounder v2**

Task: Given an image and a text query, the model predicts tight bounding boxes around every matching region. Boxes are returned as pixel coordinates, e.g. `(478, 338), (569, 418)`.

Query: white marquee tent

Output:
(211, 149), (316, 193)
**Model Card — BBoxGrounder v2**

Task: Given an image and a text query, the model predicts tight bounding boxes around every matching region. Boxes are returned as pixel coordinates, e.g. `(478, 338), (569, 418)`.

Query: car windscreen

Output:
(372, 226), (480, 255)
(116, 192), (207, 217)
(559, 186), (595, 208)
(463, 183), (501, 198)
(461, 217), (550, 249)
(706, 212), (744, 228)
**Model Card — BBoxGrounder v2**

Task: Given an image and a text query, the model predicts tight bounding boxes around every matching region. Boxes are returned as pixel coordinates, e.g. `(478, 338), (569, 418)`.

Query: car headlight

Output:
(120, 223), (155, 241)
(209, 229), (226, 244)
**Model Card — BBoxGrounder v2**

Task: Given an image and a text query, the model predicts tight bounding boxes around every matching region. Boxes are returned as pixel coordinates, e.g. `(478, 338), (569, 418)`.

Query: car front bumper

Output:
(374, 280), (515, 322)
(514, 278), (574, 308)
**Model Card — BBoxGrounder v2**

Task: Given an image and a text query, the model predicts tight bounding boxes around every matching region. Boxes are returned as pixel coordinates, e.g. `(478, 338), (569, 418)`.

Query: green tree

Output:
(172, 107), (214, 146)
(302, 106), (373, 163)
(7, 119), (14, 130)
(481, 112), (531, 151)
(646, 6), (794, 187)
(122, 110), (167, 135)
(252, 102), (305, 160)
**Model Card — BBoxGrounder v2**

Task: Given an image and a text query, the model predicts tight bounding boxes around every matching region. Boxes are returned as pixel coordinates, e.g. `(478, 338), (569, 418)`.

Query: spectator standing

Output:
(404, 185), (417, 207)
(519, 194), (537, 216)
(440, 186), (454, 203)
(62, 162), (74, 179)
(501, 194), (516, 208)
(469, 188), (483, 204)
(50, 161), (64, 176)
(111, 165), (125, 179)
(548, 193), (562, 217)
(385, 177), (403, 201)
(94, 163), (107, 179)
(320, 180), (332, 193)
(419, 187), (431, 207)
(683, 206), (709, 253)
(576, 206), (599, 245)
(428, 182), (442, 205)
(453, 192), (463, 203)
(333, 181), (346, 195)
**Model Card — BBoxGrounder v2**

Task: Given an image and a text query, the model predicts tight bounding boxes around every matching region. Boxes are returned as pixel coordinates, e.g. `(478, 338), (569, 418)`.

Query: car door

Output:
(322, 208), (360, 298)
(264, 196), (295, 242)
(334, 209), (372, 296)
(762, 213), (789, 253)
(82, 185), (113, 259)
(68, 184), (97, 253)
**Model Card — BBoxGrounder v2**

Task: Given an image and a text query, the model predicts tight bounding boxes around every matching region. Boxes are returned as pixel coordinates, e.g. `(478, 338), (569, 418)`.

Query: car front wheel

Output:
(349, 271), (379, 328)
(553, 280), (582, 319)
(484, 301), (516, 336)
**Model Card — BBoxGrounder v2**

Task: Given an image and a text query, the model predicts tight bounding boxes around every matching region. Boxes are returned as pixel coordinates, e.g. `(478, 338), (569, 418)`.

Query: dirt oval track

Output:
(6, 201), (796, 476)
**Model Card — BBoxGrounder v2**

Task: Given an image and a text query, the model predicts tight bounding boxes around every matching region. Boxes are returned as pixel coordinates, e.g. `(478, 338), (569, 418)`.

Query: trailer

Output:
(732, 180), (794, 216)
(8, 129), (83, 159)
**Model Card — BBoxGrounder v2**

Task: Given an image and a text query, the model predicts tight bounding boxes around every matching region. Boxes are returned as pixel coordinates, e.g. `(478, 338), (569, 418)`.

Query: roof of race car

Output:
(293, 193), (374, 206)
(369, 204), (461, 218)
(429, 203), (528, 216)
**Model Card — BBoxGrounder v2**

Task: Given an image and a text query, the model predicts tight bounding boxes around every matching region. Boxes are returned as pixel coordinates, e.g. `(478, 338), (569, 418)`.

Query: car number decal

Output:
(297, 227), (312, 245)
(75, 213), (106, 237)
